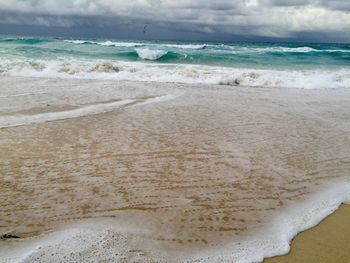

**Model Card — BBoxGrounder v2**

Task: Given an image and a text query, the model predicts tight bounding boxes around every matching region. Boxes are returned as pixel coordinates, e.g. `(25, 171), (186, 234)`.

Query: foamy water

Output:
(0, 37), (349, 90)
(1, 77), (350, 262)
(1, 182), (349, 263)
(1, 36), (350, 262)
(1, 58), (349, 89)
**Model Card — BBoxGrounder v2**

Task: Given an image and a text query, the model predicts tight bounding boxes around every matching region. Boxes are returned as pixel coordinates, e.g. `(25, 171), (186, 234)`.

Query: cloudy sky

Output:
(0, 0), (349, 42)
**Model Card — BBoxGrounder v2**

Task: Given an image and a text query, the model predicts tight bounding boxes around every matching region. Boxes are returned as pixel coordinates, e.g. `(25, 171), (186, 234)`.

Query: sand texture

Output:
(0, 77), (350, 262)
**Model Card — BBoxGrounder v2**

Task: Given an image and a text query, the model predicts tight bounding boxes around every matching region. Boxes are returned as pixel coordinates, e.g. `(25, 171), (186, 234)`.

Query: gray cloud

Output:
(0, 0), (349, 41)
(319, 0), (350, 11)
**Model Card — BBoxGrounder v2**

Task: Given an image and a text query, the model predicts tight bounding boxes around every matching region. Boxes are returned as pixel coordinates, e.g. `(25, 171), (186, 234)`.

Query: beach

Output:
(1, 76), (350, 262)
(265, 204), (350, 263)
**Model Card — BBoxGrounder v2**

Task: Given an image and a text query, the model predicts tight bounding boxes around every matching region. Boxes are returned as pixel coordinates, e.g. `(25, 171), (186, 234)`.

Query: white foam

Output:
(227, 46), (319, 54)
(136, 93), (180, 106)
(1, 180), (349, 262)
(162, 44), (206, 50)
(63, 40), (350, 54)
(64, 39), (206, 49)
(258, 46), (317, 53)
(98, 41), (144, 47)
(187, 180), (350, 262)
(64, 40), (89, 45)
(0, 218), (166, 263)
(229, 46), (350, 54)
(0, 93), (183, 128)
(0, 99), (135, 128)
(64, 39), (144, 47)
(1, 58), (349, 89)
(280, 47), (316, 52)
(324, 49), (350, 53)
(135, 48), (168, 60)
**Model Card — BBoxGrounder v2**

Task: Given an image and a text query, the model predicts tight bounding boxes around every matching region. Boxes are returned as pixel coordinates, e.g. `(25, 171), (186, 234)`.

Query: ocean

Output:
(0, 36), (349, 89)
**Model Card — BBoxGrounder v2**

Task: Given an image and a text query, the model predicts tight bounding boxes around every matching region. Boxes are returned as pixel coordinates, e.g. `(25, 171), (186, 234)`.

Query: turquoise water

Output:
(0, 36), (349, 70)
(0, 36), (349, 89)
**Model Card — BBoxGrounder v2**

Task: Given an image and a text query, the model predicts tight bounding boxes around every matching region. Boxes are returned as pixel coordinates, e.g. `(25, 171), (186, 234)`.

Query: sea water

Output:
(1, 37), (350, 263)
(0, 36), (349, 89)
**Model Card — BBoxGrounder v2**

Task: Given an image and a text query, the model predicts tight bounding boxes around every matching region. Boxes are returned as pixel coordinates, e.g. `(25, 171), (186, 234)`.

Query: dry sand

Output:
(265, 204), (350, 263)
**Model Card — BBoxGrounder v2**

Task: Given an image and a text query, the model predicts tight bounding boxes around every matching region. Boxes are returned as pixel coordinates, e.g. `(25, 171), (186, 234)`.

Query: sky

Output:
(0, 0), (349, 42)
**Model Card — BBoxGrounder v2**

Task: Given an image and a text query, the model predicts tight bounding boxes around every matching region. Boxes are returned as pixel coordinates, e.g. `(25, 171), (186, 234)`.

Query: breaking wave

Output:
(63, 39), (350, 53)
(0, 58), (349, 89)
(161, 44), (206, 50)
(64, 40), (206, 50)
(64, 39), (145, 48)
(252, 46), (318, 53)
(1, 37), (349, 88)
(135, 48), (168, 60)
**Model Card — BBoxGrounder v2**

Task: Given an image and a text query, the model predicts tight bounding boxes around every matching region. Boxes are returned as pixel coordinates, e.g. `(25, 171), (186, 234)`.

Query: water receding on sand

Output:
(0, 77), (350, 262)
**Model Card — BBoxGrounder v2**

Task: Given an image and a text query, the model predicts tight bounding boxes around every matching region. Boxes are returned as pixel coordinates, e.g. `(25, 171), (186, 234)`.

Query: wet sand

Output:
(265, 204), (350, 263)
(0, 77), (350, 262)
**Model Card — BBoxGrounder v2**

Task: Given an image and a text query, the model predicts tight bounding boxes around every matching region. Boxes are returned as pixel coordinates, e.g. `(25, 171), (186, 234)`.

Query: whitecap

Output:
(64, 39), (143, 48)
(64, 40), (90, 45)
(135, 48), (168, 60)
(97, 41), (144, 47)
(1, 58), (350, 89)
(162, 44), (206, 50)
(239, 46), (318, 53)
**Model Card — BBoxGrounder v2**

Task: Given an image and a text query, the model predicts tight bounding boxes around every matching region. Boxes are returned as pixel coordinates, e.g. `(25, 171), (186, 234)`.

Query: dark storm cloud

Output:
(0, 0), (349, 41)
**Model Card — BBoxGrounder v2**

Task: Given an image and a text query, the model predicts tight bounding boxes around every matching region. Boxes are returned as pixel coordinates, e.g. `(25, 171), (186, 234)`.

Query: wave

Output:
(62, 39), (350, 58)
(323, 49), (350, 53)
(89, 62), (120, 73)
(64, 40), (316, 53)
(267, 46), (317, 53)
(1, 59), (349, 89)
(231, 46), (320, 53)
(65, 39), (207, 50)
(224, 46), (318, 53)
(272, 47), (350, 53)
(135, 48), (168, 60)
(99, 41), (144, 47)
(64, 39), (144, 48)
(0, 37), (49, 44)
(162, 44), (206, 50)
(224, 46), (350, 54)
(4, 38), (350, 56)
(64, 40), (89, 45)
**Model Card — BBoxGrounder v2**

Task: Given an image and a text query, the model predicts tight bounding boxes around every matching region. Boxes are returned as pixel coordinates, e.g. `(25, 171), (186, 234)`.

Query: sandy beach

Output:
(265, 204), (350, 263)
(0, 76), (350, 262)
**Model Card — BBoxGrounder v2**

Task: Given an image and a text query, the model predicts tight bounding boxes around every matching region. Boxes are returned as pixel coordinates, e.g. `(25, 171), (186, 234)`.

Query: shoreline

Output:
(1, 182), (349, 262)
(1, 76), (350, 262)
(265, 204), (350, 263)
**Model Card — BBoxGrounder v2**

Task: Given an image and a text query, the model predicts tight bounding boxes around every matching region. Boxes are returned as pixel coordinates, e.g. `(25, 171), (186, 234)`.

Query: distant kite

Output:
(143, 24), (148, 34)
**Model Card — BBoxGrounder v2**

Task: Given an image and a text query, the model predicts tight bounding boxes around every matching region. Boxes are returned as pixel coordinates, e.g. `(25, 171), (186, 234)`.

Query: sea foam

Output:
(0, 99), (135, 128)
(0, 58), (349, 89)
(1, 180), (349, 262)
(64, 40), (207, 50)
(63, 40), (350, 53)
(135, 48), (168, 60)
(188, 180), (350, 262)
(64, 39), (144, 47)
